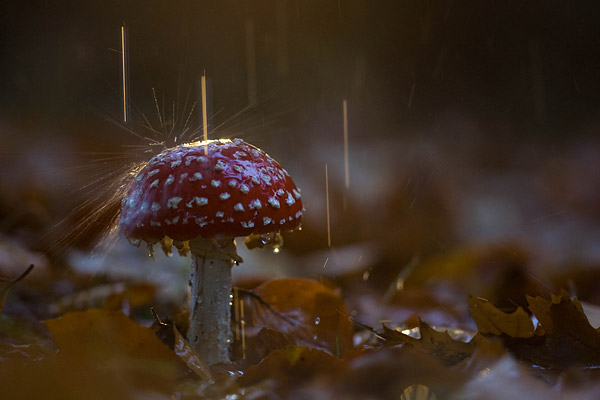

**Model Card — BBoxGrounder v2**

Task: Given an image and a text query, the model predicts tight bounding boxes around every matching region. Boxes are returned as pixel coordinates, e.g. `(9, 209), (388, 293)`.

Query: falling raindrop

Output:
(314, 317), (320, 325)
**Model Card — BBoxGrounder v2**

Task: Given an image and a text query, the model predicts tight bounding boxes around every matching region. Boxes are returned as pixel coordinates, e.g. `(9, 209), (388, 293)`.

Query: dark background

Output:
(2, 1), (599, 138)
(1, 0), (600, 267)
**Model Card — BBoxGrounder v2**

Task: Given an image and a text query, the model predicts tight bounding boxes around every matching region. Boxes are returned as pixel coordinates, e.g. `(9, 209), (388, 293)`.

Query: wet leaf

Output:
(231, 327), (292, 366)
(506, 291), (600, 368)
(245, 278), (354, 357)
(238, 345), (343, 388)
(377, 319), (476, 365)
(0, 313), (55, 364)
(0, 309), (185, 400)
(468, 295), (535, 338)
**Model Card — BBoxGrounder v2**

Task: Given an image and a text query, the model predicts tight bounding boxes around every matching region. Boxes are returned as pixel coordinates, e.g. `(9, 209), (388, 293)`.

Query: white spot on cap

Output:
(263, 217), (272, 225)
(283, 169), (290, 177)
(285, 193), (295, 206)
(215, 160), (226, 171)
(167, 197), (183, 209)
(248, 199), (262, 210)
(268, 197), (280, 208)
(148, 169), (160, 178)
(197, 156), (208, 163)
(279, 219), (286, 225)
(216, 211), (224, 217)
(140, 202), (149, 213)
(234, 165), (244, 173)
(151, 202), (161, 212)
(293, 189), (301, 199)
(251, 149), (260, 157)
(233, 203), (245, 212)
(228, 180), (237, 188)
(233, 151), (248, 158)
(165, 174), (175, 185)
(251, 176), (260, 185)
(195, 217), (208, 227)
(189, 172), (203, 181)
(211, 180), (221, 188)
(187, 197), (208, 207)
(172, 216), (180, 224)
(150, 179), (159, 188)
(150, 221), (161, 227)
(295, 210), (303, 218)
(171, 160), (182, 168)
(185, 157), (193, 166)
(241, 221), (255, 228)
(220, 192), (231, 200)
(276, 189), (285, 197)
(125, 197), (136, 208)
(179, 173), (188, 183)
(239, 184), (250, 194)
(262, 175), (272, 185)
(136, 174), (144, 182)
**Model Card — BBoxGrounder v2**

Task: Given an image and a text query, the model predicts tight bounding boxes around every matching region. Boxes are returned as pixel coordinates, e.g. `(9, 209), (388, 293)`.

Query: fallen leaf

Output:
(468, 295), (535, 338)
(244, 278), (354, 357)
(230, 327), (292, 366)
(238, 345), (342, 388)
(506, 291), (600, 368)
(0, 313), (55, 364)
(377, 319), (476, 365)
(0, 309), (186, 400)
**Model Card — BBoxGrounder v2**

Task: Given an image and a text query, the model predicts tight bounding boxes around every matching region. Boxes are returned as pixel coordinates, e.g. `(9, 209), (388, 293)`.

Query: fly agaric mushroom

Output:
(120, 138), (303, 364)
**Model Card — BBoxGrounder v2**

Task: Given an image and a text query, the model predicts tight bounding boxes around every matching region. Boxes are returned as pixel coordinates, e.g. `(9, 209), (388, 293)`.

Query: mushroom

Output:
(119, 138), (303, 364)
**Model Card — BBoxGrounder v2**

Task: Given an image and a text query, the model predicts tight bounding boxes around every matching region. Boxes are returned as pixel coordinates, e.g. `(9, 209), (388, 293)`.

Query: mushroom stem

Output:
(188, 237), (240, 365)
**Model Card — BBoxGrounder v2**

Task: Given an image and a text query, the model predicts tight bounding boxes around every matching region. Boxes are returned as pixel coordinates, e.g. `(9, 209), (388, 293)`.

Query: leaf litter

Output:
(2, 214), (600, 400)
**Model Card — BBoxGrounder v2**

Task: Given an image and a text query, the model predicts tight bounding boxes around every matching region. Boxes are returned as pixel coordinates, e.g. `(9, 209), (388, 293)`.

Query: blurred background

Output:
(1, 0), (600, 325)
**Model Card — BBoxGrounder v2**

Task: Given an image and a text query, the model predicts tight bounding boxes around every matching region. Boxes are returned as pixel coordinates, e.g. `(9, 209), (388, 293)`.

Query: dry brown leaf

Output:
(246, 278), (354, 357)
(0, 309), (186, 400)
(505, 290), (600, 368)
(230, 327), (292, 366)
(238, 345), (342, 388)
(378, 319), (476, 365)
(468, 295), (535, 338)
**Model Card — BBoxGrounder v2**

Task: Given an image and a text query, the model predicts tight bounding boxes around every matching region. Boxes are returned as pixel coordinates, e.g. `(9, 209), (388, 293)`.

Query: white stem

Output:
(187, 238), (235, 365)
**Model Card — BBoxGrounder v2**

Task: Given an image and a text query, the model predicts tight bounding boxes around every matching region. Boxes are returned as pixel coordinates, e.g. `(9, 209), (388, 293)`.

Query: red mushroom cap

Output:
(120, 139), (303, 243)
